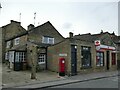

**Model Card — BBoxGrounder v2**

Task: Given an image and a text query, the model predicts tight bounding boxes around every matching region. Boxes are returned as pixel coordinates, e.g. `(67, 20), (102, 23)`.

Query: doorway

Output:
(106, 51), (110, 70)
(71, 45), (77, 76)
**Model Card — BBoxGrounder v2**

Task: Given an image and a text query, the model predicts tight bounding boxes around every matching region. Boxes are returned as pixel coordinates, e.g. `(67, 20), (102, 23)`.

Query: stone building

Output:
(27, 21), (64, 70)
(2, 20), (64, 71)
(1, 20), (119, 75)
(47, 33), (96, 76)
(112, 35), (120, 69)
(47, 32), (118, 76)
(0, 27), (2, 63)
(2, 20), (27, 70)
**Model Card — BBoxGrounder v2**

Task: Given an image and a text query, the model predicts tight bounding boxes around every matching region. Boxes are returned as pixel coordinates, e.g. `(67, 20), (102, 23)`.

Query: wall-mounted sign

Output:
(96, 46), (100, 50)
(59, 53), (67, 56)
(96, 44), (116, 51)
(95, 40), (101, 46)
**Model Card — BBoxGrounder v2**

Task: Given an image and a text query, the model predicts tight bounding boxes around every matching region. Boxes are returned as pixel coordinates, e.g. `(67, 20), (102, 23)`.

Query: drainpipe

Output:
(45, 47), (48, 70)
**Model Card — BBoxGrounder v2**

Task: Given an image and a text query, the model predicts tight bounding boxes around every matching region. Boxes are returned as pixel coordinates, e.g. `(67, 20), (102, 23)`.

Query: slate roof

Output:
(2, 20), (27, 41)
(73, 32), (118, 43)
(28, 21), (64, 39)
(9, 44), (27, 51)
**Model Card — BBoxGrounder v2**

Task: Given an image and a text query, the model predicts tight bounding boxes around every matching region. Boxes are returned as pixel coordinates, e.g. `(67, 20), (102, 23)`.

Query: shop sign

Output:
(59, 53), (67, 56)
(95, 40), (101, 46)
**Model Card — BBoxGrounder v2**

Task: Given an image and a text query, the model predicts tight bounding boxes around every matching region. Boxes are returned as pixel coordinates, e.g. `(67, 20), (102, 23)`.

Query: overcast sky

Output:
(0, 0), (119, 37)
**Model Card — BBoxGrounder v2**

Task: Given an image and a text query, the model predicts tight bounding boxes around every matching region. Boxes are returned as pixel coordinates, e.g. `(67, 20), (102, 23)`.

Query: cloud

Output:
(62, 22), (73, 29)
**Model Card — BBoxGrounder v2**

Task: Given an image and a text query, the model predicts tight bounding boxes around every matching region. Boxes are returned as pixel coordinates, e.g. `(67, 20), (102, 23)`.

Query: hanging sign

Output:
(95, 40), (101, 46)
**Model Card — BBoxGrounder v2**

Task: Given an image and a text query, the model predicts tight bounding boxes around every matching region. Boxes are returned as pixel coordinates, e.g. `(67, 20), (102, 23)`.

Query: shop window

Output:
(15, 52), (26, 62)
(111, 53), (116, 65)
(81, 46), (91, 68)
(42, 36), (54, 44)
(38, 54), (46, 64)
(96, 52), (104, 66)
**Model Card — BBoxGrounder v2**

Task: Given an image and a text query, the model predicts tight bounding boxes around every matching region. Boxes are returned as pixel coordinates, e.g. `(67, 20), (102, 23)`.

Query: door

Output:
(9, 51), (15, 69)
(71, 45), (77, 76)
(106, 51), (109, 70)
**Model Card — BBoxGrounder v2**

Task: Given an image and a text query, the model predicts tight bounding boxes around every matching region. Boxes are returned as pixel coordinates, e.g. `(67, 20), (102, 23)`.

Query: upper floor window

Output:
(14, 37), (20, 45)
(6, 41), (11, 48)
(5, 52), (9, 60)
(42, 36), (54, 44)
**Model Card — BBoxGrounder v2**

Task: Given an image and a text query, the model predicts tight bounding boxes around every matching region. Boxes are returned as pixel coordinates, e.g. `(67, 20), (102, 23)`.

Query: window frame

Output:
(81, 46), (91, 68)
(96, 51), (104, 67)
(14, 37), (20, 45)
(42, 36), (54, 44)
(38, 54), (46, 64)
(111, 53), (116, 65)
(5, 52), (9, 60)
(15, 52), (26, 62)
(6, 41), (11, 48)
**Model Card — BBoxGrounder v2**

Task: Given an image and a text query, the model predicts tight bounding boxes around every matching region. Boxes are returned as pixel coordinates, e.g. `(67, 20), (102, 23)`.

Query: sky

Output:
(0, 0), (119, 37)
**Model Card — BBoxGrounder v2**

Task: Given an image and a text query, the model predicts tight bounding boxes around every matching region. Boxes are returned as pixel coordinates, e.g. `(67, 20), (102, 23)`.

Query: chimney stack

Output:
(27, 24), (35, 30)
(69, 32), (73, 38)
(10, 20), (21, 25)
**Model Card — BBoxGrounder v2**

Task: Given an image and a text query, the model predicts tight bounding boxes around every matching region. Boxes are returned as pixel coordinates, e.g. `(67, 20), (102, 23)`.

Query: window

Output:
(5, 52), (9, 60)
(96, 52), (104, 66)
(6, 41), (11, 48)
(15, 52), (26, 62)
(81, 46), (91, 68)
(111, 53), (116, 65)
(38, 54), (46, 64)
(9, 51), (15, 62)
(14, 38), (20, 45)
(42, 36), (54, 44)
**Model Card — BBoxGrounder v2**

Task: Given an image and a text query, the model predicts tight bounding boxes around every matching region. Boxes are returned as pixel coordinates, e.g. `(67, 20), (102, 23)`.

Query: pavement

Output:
(1, 63), (120, 89)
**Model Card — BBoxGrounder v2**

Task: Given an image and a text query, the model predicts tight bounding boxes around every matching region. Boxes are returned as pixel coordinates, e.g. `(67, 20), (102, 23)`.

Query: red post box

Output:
(59, 58), (65, 76)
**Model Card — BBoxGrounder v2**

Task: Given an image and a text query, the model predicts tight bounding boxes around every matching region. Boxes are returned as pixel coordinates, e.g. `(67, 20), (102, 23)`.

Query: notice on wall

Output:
(59, 53), (67, 56)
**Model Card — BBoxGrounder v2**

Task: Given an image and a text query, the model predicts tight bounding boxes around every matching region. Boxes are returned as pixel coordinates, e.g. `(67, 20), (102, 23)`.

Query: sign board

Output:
(59, 53), (67, 56)
(96, 44), (116, 51)
(95, 40), (101, 46)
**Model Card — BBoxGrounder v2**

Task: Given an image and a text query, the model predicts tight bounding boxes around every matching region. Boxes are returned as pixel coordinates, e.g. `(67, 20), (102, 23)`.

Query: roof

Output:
(5, 31), (28, 41)
(28, 21), (64, 39)
(27, 40), (51, 48)
(2, 20), (27, 41)
(112, 36), (120, 44)
(73, 32), (117, 43)
(10, 44), (27, 51)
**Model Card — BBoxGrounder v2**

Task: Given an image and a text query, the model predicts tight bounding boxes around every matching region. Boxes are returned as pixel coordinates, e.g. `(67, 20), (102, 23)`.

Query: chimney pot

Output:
(69, 32), (73, 38)
(27, 24), (35, 30)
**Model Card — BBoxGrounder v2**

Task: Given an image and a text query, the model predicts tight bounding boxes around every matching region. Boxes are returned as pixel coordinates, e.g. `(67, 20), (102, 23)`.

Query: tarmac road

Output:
(50, 76), (119, 88)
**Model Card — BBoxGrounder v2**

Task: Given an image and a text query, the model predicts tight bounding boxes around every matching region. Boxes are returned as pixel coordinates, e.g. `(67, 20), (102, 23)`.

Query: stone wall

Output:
(47, 39), (97, 75)
(47, 39), (70, 73)
(28, 21), (64, 44)
(0, 27), (2, 63)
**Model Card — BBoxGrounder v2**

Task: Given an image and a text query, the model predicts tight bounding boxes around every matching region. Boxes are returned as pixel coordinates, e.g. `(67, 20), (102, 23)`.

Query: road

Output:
(50, 76), (119, 88)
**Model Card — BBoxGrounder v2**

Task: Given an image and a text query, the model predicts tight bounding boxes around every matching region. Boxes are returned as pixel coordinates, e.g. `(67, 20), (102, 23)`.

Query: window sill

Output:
(38, 62), (45, 64)
(81, 66), (92, 69)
